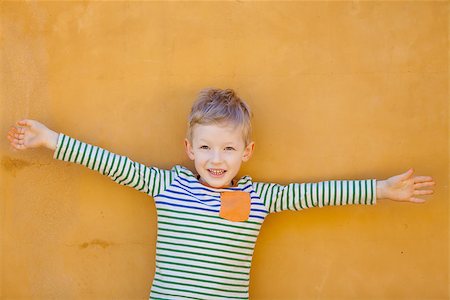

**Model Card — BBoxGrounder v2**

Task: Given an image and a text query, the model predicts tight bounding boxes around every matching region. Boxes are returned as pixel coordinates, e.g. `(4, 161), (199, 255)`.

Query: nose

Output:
(211, 150), (223, 164)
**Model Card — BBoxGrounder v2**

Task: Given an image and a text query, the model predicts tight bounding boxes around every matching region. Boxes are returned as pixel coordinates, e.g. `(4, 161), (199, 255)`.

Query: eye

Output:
(199, 145), (209, 150)
(224, 146), (236, 151)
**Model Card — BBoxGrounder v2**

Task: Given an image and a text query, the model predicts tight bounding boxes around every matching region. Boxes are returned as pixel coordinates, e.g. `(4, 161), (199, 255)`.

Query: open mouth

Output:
(208, 169), (226, 177)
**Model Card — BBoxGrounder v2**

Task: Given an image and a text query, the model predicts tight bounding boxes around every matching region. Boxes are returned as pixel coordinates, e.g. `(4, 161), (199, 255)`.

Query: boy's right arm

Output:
(7, 119), (174, 197)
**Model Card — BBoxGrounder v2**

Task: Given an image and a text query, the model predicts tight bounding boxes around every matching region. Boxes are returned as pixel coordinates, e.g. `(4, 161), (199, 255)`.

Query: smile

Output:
(208, 169), (226, 176)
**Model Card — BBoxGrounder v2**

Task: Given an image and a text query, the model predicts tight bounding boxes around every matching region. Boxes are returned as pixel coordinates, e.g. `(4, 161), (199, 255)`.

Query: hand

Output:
(7, 119), (59, 150)
(376, 169), (435, 203)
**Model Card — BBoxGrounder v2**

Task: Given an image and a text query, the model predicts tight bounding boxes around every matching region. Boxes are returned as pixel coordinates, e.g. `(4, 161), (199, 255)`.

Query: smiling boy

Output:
(7, 88), (435, 299)
(185, 123), (254, 189)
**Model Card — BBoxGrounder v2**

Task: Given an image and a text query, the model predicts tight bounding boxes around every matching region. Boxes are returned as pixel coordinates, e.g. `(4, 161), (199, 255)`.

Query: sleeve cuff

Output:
(53, 133), (65, 160)
(371, 179), (377, 205)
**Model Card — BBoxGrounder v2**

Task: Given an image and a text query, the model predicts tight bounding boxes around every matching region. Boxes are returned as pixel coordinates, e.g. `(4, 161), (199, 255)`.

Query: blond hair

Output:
(186, 88), (253, 146)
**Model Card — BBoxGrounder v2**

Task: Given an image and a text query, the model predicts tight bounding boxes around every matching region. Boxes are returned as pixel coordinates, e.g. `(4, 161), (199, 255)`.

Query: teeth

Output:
(209, 169), (225, 175)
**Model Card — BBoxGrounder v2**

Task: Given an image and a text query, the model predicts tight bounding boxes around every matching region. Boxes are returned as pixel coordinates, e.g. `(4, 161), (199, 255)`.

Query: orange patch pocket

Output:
(219, 191), (251, 222)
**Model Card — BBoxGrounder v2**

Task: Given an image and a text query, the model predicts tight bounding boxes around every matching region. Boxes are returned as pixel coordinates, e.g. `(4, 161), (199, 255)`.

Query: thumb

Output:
(399, 168), (414, 180)
(17, 119), (32, 127)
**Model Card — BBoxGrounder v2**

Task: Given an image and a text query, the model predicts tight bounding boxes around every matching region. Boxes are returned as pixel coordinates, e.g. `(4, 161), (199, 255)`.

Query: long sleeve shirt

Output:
(53, 133), (377, 300)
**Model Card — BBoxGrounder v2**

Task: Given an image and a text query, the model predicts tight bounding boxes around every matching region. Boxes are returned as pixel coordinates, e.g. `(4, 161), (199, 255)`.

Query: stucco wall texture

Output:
(1, 1), (448, 299)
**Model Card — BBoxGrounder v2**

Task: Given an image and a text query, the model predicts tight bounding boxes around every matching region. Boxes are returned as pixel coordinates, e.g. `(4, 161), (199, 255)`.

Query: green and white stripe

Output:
(253, 179), (376, 214)
(53, 133), (176, 197)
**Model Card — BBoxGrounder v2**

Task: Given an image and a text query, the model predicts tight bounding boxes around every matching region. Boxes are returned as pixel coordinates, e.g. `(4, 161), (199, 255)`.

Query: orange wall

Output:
(1, 1), (448, 299)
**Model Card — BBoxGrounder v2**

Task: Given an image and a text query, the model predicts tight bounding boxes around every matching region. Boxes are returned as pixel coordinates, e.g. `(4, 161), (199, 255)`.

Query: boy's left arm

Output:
(253, 169), (435, 214)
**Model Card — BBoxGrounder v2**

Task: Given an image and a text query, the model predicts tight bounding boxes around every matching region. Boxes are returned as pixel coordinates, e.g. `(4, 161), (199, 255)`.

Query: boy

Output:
(7, 88), (435, 299)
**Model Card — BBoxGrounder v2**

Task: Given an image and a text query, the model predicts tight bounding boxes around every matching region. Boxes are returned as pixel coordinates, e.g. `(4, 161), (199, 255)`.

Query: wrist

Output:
(45, 130), (59, 151)
(376, 180), (386, 200)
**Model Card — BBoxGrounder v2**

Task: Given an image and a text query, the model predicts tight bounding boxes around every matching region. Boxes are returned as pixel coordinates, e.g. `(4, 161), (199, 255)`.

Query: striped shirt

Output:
(53, 133), (377, 300)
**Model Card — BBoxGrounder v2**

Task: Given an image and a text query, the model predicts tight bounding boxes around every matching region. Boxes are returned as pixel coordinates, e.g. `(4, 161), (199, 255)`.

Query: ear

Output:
(242, 141), (255, 162)
(184, 138), (195, 160)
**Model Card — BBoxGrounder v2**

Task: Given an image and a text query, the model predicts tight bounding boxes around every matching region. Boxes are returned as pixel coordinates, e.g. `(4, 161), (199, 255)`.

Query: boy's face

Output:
(184, 122), (255, 188)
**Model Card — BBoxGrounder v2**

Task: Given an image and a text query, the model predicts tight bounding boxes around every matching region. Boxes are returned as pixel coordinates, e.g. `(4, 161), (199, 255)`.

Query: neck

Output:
(198, 176), (235, 188)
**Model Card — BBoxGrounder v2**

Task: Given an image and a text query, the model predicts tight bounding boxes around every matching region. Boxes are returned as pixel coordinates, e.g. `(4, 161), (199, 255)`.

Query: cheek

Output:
(193, 152), (208, 163)
(227, 153), (244, 164)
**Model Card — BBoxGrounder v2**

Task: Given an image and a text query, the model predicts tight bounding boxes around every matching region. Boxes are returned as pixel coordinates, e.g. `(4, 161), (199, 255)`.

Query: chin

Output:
(209, 179), (230, 187)
(204, 176), (233, 187)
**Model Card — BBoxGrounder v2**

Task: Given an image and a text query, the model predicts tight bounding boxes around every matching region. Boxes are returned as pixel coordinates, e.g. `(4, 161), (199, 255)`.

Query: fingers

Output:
(409, 197), (426, 203)
(7, 124), (27, 150)
(414, 181), (435, 188)
(17, 119), (32, 127)
(7, 131), (23, 144)
(7, 119), (30, 140)
(7, 130), (24, 139)
(405, 172), (435, 203)
(413, 189), (434, 196)
(413, 176), (434, 183)
(6, 133), (25, 150)
(8, 125), (25, 135)
(8, 127), (23, 134)
(7, 120), (32, 137)
(412, 176), (435, 201)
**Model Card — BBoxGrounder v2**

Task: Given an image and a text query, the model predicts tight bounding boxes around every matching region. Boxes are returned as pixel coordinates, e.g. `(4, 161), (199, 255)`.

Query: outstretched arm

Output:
(7, 119), (176, 197)
(253, 170), (435, 214)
